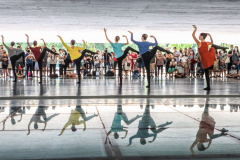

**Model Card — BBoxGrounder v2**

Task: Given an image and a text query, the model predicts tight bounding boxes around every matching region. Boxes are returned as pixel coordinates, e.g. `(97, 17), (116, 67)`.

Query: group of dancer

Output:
(1, 25), (229, 90)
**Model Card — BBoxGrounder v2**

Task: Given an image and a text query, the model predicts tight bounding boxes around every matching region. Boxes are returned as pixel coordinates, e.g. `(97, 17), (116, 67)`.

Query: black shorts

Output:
(2, 64), (8, 69)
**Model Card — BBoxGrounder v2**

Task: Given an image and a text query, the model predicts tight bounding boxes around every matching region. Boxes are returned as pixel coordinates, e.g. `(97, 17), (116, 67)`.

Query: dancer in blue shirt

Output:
(129, 31), (172, 88)
(104, 28), (139, 85)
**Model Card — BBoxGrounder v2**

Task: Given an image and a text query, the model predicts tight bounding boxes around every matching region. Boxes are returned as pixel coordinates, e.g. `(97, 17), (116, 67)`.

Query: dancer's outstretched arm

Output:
(207, 33), (213, 45)
(25, 34), (31, 48)
(57, 35), (70, 50)
(76, 40), (86, 51)
(40, 39), (47, 48)
(192, 25), (200, 45)
(1, 35), (9, 50)
(190, 139), (198, 155)
(27, 121), (32, 135)
(122, 35), (129, 45)
(104, 28), (111, 43)
(149, 35), (158, 46)
(128, 31), (139, 44)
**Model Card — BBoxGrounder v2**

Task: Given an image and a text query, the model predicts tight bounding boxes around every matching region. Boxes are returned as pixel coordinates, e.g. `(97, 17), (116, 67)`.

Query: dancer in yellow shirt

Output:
(59, 109), (86, 136)
(57, 36), (96, 84)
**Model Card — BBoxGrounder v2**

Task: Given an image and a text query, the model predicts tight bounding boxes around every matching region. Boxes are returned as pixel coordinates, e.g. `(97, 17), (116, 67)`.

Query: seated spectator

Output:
(227, 65), (238, 78)
(175, 64), (185, 78)
(17, 66), (24, 78)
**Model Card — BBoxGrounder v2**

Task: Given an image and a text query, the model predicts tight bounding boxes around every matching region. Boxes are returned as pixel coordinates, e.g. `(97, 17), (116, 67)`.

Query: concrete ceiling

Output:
(0, 0), (240, 43)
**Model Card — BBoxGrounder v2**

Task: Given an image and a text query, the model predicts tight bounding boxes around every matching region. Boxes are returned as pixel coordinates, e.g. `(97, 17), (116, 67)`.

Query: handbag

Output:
(225, 57), (230, 64)
(62, 61), (65, 65)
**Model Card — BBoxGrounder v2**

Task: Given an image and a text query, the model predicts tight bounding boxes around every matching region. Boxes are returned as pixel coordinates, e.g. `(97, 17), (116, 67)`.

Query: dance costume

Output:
(131, 33), (171, 87)
(59, 37), (96, 83)
(29, 46), (58, 83)
(3, 43), (25, 82)
(111, 42), (139, 85)
(198, 42), (216, 89)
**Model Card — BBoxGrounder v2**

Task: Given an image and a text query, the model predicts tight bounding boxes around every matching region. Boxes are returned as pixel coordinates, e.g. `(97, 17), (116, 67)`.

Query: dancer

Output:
(27, 84), (59, 135)
(1, 35), (25, 82)
(128, 31), (172, 88)
(25, 34), (59, 83)
(192, 25), (216, 90)
(104, 28), (139, 85)
(127, 105), (172, 145)
(27, 106), (59, 135)
(57, 35), (96, 84)
(105, 105), (142, 144)
(190, 97), (228, 155)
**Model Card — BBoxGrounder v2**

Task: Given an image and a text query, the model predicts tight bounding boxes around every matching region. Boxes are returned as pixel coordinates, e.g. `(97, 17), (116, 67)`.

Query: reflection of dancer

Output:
(59, 109), (86, 136)
(1, 107), (25, 130)
(192, 25), (216, 90)
(57, 35), (96, 84)
(190, 101), (228, 155)
(104, 28), (139, 85)
(1, 35), (25, 82)
(128, 105), (172, 145)
(27, 106), (59, 135)
(105, 105), (141, 144)
(128, 31), (172, 88)
(26, 34), (59, 83)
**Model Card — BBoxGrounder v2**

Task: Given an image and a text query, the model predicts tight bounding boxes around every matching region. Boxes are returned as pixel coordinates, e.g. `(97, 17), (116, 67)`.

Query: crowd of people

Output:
(0, 43), (238, 79)
(0, 26), (239, 90)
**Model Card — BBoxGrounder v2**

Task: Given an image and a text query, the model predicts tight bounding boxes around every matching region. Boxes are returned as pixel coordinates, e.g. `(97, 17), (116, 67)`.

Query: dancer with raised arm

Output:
(25, 34), (58, 83)
(1, 35), (25, 82)
(192, 25), (216, 90)
(57, 35), (96, 84)
(104, 28), (139, 85)
(128, 31), (172, 88)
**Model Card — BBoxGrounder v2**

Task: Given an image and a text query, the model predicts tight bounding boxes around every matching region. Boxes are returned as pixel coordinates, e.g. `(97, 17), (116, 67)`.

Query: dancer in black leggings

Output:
(58, 35), (99, 84)
(128, 31), (172, 88)
(1, 35), (25, 82)
(26, 34), (58, 83)
(104, 28), (139, 85)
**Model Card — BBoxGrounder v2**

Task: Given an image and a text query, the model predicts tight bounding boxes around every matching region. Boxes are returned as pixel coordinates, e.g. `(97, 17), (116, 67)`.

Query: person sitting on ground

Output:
(227, 65), (238, 78)
(175, 64), (185, 78)
(17, 66), (24, 78)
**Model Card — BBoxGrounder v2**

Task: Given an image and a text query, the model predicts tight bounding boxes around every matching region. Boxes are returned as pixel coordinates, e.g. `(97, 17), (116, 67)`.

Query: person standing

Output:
(57, 35), (95, 84)
(104, 28), (139, 85)
(25, 35), (58, 83)
(1, 49), (8, 78)
(25, 49), (35, 78)
(102, 48), (112, 75)
(58, 49), (65, 77)
(49, 48), (58, 76)
(227, 45), (234, 74)
(129, 31), (172, 88)
(1, 35), (25, 82)
(192, 25), (215, 90)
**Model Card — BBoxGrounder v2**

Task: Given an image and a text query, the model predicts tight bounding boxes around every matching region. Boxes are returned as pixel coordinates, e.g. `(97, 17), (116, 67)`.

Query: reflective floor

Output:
(0, 78), (240, 159)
